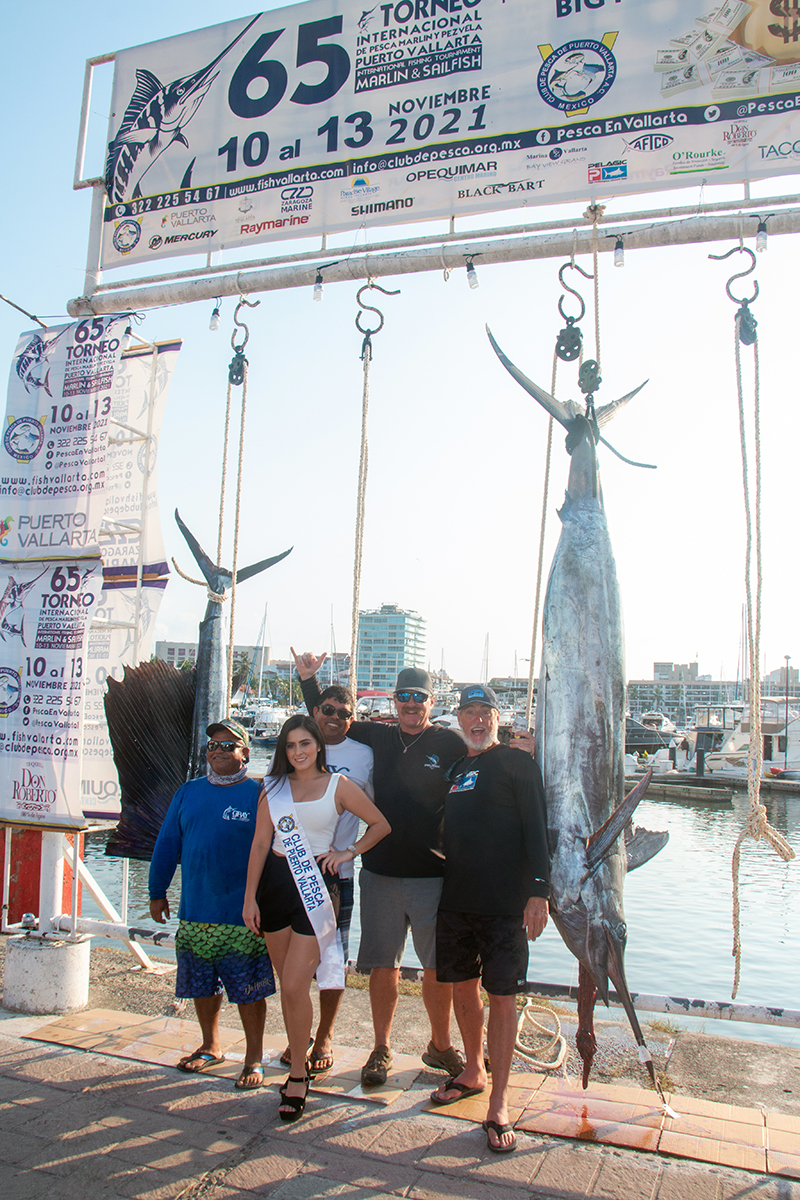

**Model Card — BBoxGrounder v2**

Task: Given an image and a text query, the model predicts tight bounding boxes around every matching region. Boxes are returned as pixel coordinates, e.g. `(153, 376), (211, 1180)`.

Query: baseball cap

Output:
(458, 684), (499, 710)
(206, 718), (250, 747)
(394, 667), (434, 695)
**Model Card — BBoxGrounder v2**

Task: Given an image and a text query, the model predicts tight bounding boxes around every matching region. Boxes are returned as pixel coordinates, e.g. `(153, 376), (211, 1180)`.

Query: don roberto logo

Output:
(538, 35), (618, 116)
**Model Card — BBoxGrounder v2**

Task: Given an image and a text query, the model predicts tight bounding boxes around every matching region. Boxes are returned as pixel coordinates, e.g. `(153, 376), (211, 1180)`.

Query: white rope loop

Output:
(730, 308), (795, 999)
(514, 998), (567, 1070)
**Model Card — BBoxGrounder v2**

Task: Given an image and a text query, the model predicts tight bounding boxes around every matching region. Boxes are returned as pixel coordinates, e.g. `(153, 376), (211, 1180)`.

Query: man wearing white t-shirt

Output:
(284, 680), (374, 1075)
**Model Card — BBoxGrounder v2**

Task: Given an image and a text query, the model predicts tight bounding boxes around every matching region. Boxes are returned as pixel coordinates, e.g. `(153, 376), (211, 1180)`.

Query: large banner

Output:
(1, 318), (127, 556)
(82, 341), (180, 819)
(0, 559), (102, 828)
(101, 0), (800, 269)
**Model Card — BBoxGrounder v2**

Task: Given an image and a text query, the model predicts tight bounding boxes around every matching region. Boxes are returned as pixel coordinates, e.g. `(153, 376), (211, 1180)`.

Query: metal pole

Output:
(39, 831), (64, 934)
(82, 182), (107, 301)
(68, 207), (800, 317)
(785, 655), (791, 771)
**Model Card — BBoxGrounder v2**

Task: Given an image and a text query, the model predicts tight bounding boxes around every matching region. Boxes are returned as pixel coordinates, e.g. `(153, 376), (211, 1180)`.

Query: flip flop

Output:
(482, 1119), (517, 1154)
(235, 1063), (264, 1091)
(279, 1037), (313, 1068)
(177, 1050), (226, 1074)
(308, 1050), (334, 1075)
(430, 1077), (486, 1106)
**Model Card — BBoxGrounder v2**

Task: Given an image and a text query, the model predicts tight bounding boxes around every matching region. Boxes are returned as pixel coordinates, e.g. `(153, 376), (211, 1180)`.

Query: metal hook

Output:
(231, 295), (260, 353)
(557, 260), (594, 323)
(708, 245), (759, 305)
(355, 280), (400, 337)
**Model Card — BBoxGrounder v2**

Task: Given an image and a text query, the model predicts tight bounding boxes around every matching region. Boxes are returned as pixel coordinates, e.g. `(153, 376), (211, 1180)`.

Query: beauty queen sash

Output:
(265, 777), (345, 990)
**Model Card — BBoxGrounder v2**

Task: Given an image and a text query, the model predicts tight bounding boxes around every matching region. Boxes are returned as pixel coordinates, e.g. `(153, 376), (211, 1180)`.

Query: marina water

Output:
(83, 761), (799, 1049)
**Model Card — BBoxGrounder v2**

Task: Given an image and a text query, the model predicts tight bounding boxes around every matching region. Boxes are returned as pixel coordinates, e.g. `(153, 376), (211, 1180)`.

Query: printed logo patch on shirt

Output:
(222, 807), (251, 822)
(423, 754), (441, 770)
(449, 769), (479, 792)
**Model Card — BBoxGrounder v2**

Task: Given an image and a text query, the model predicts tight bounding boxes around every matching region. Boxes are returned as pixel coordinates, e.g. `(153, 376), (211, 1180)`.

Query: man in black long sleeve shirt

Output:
(430, 684), (550, 1155)
(294, 650), (466, 1087)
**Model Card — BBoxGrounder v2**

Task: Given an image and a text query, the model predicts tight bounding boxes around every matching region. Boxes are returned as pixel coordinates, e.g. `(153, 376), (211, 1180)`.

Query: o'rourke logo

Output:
(4, 416), (46, 464)
(0, 667), (21, 716)
(277, 814), (296, 833)
(112, 219), (142, 254)
(538, 36), (618, 116)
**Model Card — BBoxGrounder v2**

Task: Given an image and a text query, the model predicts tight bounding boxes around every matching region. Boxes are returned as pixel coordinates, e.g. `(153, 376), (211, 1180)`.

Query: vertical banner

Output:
(82, 341), (181, 818)
(0, 559), (102, 828)
(1, 317), (127, 558)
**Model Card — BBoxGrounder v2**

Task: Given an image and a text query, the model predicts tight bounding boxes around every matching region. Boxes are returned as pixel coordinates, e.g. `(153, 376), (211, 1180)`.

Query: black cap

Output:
(395, 667), (434, 695)
(458, 684), (499, 710)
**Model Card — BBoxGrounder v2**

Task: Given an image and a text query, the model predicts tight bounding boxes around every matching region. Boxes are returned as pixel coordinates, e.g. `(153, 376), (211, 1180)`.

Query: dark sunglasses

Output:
(320, 703), (352, 720)
(395, 691), (429, 703)
(205, 740), (240, 753)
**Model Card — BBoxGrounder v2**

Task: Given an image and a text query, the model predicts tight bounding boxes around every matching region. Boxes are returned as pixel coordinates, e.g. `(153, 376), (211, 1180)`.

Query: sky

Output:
(1, 2), (798, 689)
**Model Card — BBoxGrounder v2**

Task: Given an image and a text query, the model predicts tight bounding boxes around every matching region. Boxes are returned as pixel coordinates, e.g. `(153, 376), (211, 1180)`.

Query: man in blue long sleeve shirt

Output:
(149, 719), (274, 1089)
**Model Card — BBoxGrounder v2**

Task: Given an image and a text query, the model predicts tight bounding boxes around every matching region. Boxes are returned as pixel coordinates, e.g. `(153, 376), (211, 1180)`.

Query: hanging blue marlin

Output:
(105, 14), (261, 203)
(487, 327), (668, 1096)
(175, 510), (291, 778)
(15, 328), (67, 396)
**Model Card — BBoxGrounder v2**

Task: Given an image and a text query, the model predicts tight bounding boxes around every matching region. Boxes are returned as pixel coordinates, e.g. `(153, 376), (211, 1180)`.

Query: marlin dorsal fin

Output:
(586, 769), (653, 868)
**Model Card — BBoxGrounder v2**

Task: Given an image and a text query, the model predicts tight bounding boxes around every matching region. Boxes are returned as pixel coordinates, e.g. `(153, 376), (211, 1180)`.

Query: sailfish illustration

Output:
(105, 14), (261, 203)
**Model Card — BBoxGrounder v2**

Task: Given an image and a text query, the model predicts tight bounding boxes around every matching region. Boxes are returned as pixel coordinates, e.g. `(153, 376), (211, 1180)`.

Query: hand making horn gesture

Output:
(290, 646), (327, 680)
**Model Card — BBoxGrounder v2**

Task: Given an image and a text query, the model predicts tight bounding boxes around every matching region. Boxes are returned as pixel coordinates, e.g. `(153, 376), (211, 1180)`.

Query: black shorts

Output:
(256, 851), (340, 937)
(435, 910), (529, 997)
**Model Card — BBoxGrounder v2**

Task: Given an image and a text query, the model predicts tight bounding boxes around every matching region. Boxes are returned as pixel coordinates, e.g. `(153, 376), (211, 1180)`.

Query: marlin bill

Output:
(487, 326), (668, 1095)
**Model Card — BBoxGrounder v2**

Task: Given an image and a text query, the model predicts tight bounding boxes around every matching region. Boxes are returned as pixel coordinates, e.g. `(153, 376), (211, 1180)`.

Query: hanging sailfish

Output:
(104, 513), (291, 859)
(105, 14), (261, 203)
(487, 327), (669, 1094)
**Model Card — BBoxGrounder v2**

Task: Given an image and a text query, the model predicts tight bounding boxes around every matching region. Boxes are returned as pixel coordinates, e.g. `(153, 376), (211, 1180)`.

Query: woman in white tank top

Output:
(243, 714), (389, 1122)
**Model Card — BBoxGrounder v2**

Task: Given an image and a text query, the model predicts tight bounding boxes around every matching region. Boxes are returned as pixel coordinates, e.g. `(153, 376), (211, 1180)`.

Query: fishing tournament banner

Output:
(82, 340), (180, 819)
(101, 0), (800, 267)
(0, 559), (103, 828)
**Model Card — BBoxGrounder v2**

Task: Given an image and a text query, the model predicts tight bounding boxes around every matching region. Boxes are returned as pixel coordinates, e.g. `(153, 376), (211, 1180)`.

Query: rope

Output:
(170, 557), (226, 602)
(216, 376), (235, 569)
(514, 998), (567, 1070)
(730, 311), (795, 998)
(227, 358), (250, 717)
(591, 210), (602, 370)
(350, 335), (372, 696)
(526, 349), (557, 729)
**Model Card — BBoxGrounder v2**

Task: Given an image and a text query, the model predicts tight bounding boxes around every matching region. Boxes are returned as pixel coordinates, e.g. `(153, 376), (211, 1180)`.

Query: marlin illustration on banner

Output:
(15, 328), (67, 396)
(105, 14), (261, 203)
(0, 569), (48, 646)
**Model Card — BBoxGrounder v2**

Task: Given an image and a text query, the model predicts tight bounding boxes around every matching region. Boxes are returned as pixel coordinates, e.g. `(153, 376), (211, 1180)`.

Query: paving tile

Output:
(658, 1129), (767, 1172)
(767, 1149), (800, 1180)
(591, 1149), (663, 1199)
(0, 1128), (49, 1165)
(1, 1167), (104, 1200)
(766, 1111), (800, 1134)
(110, 1132), (240, 1172)
(298, 1146), (421, 1195)
(527, 1139), (605, 1195)
(654, 1165), (722, 1200)
(410, 1170), (539, 1200)
(222, 1142), (311, 1193)
(417, 1124), (484, 1172)
(362, 1114), (447, 1165)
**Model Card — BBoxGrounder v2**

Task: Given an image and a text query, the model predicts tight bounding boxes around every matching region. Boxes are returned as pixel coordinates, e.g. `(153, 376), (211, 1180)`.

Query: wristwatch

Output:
(346, 844), (357, 858)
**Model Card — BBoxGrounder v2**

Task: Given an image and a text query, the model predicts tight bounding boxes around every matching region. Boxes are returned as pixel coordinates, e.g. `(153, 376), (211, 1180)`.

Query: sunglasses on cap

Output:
(205, 740), (241, 753)
(319, 703), (352, 720)
(395, 691), (429, 703)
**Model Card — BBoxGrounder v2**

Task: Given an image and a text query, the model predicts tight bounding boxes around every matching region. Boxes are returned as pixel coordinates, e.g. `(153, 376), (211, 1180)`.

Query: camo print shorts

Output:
(435, 910), (530, 997)
(175, 921), (276, 1005)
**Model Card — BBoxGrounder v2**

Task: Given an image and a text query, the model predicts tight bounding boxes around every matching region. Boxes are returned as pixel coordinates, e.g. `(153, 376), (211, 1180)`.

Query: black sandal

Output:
(278, 1074), (310, 1122)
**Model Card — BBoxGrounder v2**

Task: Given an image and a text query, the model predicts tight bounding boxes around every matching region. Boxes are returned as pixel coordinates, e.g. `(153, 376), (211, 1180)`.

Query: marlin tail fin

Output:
(175, 509), (219, 590)
(237, 548), (292, 583)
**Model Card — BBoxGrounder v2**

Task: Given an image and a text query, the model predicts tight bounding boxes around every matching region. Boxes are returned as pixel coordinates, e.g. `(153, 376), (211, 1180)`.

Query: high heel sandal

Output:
(278, 1074), (310, 1122)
